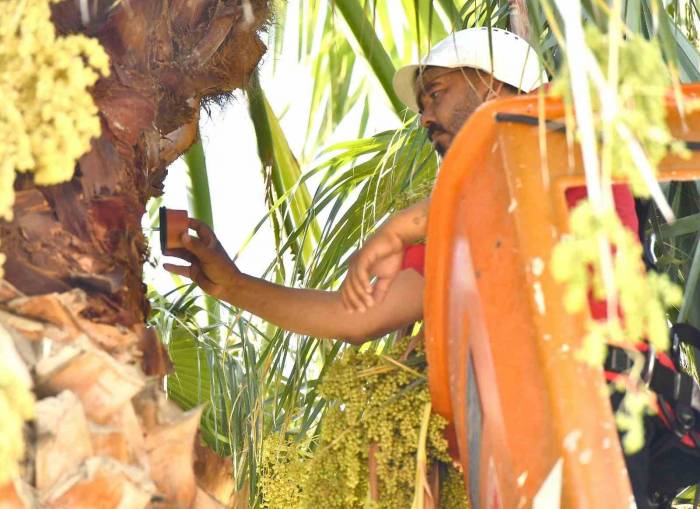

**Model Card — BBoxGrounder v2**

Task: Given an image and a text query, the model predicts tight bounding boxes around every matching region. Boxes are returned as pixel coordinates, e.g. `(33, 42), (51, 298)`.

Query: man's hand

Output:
(340, 228), (405, 313)
(162, 218), (240, 301)
(340, 198), (431, 313)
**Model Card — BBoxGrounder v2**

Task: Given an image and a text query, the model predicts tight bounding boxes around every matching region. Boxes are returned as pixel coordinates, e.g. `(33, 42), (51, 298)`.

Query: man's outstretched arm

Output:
(341, 197), (431, 312)
(163, 219), (423, 344)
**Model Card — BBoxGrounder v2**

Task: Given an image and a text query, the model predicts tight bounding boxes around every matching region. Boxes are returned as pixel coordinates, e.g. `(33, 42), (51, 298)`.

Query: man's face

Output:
(416, 67), (515, 156)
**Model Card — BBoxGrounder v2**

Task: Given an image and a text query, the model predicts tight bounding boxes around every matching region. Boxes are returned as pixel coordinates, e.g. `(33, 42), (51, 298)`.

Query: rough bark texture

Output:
(1, 0), (268, 507)
(3, 0), (267, 326)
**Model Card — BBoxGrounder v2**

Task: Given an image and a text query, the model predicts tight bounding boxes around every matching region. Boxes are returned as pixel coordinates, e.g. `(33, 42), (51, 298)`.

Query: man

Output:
(341, 27), (547, 310)
(164, 27), (544, 343)
(341, 27), (700, 509)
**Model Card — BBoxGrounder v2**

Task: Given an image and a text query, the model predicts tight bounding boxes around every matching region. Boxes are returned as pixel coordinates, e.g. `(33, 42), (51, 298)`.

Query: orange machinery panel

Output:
(424, 85), (700, 508)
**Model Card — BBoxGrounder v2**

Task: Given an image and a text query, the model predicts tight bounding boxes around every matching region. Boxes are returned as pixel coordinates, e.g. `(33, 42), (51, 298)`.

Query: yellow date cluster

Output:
(0, 0), (109, 221)
(259, 338), (468, 508)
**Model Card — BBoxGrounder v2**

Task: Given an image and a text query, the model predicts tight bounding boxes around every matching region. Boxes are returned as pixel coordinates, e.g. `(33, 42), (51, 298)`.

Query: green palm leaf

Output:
(247, 73), (322, 269)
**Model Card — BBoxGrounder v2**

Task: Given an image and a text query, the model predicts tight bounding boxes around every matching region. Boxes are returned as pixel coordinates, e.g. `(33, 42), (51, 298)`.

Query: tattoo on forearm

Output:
(411, 208), (427, 227)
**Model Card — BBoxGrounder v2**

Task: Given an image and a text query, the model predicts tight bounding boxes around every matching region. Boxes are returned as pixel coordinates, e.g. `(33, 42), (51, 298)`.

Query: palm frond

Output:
(247, 73), (322, 271)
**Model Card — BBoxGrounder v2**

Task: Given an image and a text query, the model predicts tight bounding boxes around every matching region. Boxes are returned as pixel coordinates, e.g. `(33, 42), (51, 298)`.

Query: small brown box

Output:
(159, 207), (189, 254)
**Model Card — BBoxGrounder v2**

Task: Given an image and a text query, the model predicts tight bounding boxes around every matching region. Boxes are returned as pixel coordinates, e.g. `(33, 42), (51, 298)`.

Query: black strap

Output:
(606, 345), (635, 372)
(494, 113), (566, 133)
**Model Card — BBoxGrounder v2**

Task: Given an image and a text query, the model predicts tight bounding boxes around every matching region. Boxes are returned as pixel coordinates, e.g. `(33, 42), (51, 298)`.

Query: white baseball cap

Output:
(393, 27), (548, 112)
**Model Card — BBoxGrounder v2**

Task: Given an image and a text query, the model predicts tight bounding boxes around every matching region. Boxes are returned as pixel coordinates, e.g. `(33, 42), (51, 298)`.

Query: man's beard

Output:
(427, 124), (448, 156)
(427, 105), (476, 156)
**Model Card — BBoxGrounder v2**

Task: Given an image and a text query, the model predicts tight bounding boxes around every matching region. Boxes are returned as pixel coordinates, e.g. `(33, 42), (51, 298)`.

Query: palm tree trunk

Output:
(1, 1), (268, 507)
(509, 0), (530, 40)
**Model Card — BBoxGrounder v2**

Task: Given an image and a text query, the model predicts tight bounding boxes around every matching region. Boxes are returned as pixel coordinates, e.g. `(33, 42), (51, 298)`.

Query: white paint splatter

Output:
(602, 438), (611, 450)
(543, 333), (552, 342)
(579, 449), (592, 464)
(517, 471), (528, 487)
(560, 344), (570, 353)
(564, 430), (582, 451)
(531, 257), (545, 277)
(533, 282), (546, 315)
(508, 199), (518, 213)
